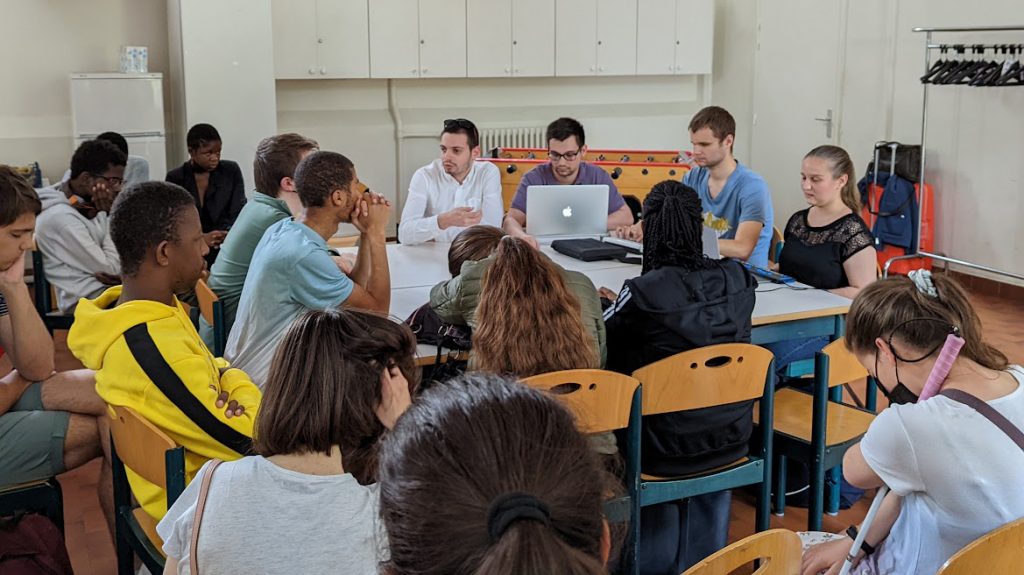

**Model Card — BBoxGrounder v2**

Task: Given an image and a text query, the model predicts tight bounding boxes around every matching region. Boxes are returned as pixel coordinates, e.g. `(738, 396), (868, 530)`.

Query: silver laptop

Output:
(526, 185), (609, 239)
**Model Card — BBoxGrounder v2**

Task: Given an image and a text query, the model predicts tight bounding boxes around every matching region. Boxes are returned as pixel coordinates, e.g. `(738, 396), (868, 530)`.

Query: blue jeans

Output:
(638, 490), (732, 575)
(764, 336), (830, 383)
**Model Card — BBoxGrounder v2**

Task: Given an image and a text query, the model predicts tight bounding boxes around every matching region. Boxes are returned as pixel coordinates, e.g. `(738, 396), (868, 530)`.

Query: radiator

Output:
(479, 126), (545, 153)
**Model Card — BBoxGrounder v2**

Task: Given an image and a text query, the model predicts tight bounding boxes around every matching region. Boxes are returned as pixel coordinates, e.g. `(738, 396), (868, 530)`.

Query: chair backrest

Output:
(633, 344), (774, 415)
(681, 529), (802, 575)
(521, 369), (640, 434)
(937, 517), (1024, 575)
(108, 405), (179, 490)
(821, 338), (868, 389)
(195, 278), (219, 326)
(769, 226), (783, 264)
(31, 249), (56, 314)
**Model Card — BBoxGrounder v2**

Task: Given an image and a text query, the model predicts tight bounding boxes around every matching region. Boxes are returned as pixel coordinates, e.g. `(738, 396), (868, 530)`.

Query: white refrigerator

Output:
(69, 73), (167, 179)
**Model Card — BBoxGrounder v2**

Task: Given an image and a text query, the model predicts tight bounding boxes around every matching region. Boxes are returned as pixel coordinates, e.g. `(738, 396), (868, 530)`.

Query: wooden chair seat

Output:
(640, 457), (750, 482)
(682, 529), (802, 575)
(760, 387), (875, 446)
(937, 517), (1024, 574)
(132, 508), (165, 557)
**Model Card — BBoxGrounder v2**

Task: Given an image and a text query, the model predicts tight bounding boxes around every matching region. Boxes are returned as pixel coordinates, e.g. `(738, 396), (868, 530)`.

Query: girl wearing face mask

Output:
(802, 272), (1024, 575)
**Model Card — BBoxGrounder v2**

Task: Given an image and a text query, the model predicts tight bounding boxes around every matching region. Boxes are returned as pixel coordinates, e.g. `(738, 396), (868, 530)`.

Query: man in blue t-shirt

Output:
(615, 106), (774, 268)
(225, 151), (392, 387)
(503, 117), (633, 248)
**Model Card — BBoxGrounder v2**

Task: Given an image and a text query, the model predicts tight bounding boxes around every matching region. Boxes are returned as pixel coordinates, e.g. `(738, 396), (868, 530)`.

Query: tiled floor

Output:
(45, 288), (1024, 574)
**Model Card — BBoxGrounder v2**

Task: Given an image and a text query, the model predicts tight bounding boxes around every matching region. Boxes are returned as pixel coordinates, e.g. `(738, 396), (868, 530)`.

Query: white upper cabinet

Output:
(369, 0), (421, 78)
(674, 0), (713, 75)
(272, 0), (369, 79)
(370, 0), (467, 78)
(272, 0), (319, 78)
(467, 0), (554, 77)
(513, 0), (555, 76)
(419, 0), (467, 77)
(467, 0), (512, 77)
(275, 0), (710, 79)
(636, 0), (713, 75)
(556, 0), (638, 76)
(316, 0), (370, 78)
(596, 0), (637, 75)
(555, 0), (598, 76)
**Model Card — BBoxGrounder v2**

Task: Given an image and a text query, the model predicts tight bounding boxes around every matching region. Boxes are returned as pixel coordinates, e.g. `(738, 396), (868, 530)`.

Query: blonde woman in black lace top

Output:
(778, 145), (877, 300)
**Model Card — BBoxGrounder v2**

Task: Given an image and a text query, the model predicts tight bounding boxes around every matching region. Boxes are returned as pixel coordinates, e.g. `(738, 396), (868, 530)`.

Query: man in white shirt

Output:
(398, 118), (502, 244)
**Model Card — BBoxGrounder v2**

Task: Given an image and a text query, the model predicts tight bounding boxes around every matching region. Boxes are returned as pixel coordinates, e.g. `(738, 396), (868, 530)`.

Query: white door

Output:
(750, 0), (842, 225)
(596, 0), (637, 75)
(369, 0), (420, 78)
(271, 0), (318, 78)
(467, 0), (511, 77)
(419, 0), (467, 77)
(636, 0), (677, 76)
(555, 0), (597, 76)
(674, 0), (713, 74)
(512, 0), (554, 76)
(316, 0), (370, 78)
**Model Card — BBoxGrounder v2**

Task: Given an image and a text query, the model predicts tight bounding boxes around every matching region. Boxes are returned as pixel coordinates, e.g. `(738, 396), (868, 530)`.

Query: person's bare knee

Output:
(39, 369), (105, 417)
(63, 413), (103, 470)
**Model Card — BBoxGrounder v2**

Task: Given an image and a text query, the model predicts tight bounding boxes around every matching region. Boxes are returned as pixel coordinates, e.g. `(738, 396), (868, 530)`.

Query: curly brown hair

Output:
(472, 237), (598, 376)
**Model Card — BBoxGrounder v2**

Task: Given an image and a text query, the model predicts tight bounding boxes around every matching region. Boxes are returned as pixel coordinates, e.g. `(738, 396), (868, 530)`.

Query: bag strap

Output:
(939, 388), (1024, 452)
(124, 323), (254, 456)
(189, 459), (224, 575)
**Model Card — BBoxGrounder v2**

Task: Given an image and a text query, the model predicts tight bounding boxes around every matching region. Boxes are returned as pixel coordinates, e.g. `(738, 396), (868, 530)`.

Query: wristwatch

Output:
(846, 525), (877, 556)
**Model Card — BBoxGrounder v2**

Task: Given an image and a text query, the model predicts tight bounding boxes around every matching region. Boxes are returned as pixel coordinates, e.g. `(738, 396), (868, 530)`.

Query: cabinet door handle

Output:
(505, 67), (510, 73)
(514, 67), (520, 74)
(422, 67), (429, 74)
(308, 67), (316, 75)
(320, 67), (326, 75)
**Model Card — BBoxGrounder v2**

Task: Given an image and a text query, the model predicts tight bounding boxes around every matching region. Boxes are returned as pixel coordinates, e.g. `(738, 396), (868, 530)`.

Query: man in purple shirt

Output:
(503, 117), (633, 247)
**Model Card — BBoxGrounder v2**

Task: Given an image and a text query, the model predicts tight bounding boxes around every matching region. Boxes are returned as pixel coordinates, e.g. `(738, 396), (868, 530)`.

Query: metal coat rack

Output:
(884, 25), (1024, 282)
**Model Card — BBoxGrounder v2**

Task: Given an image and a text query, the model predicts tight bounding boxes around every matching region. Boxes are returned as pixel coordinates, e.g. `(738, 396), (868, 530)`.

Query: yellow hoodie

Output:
(69, 286), (261, 520)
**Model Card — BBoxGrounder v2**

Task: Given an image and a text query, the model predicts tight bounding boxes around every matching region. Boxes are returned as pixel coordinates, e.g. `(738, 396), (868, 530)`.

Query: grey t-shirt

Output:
(157, 456), (384, 575)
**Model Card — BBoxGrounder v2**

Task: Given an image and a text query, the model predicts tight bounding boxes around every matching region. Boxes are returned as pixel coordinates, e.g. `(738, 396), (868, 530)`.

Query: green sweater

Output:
(429, 254), (607, 367)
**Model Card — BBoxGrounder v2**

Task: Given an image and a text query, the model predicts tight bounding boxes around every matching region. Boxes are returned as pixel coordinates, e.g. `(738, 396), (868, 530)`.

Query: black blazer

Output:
(166, 160), (246, 232)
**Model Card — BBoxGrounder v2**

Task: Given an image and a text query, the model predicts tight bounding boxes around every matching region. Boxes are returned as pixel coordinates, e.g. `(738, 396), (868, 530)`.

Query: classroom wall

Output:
(0, 0), (171, 184)
(720, 0), (1024, 284)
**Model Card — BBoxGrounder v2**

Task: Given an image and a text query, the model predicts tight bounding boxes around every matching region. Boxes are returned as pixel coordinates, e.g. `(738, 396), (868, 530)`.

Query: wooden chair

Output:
(521, 369), (642, 570)
(681, 529), (802, 575)
(769, 226), (783, 264)
(109, 405), (186, 575)
(765, 338), (875, 530)
(937, 517), (1024, 574)
(31, 248), (74, 334)
(631, 343), (777, 562)
(195, 278), (226, 357)
(0, 477), (64, 532)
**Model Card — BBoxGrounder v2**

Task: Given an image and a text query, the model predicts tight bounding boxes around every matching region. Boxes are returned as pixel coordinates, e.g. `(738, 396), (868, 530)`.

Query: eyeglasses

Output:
(90, 173), (124, 187)
(548, 148), (582, 163)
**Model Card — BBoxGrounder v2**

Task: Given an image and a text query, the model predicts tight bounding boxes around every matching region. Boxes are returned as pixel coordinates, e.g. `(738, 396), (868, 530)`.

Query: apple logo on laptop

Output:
(562, 206), (573, 218)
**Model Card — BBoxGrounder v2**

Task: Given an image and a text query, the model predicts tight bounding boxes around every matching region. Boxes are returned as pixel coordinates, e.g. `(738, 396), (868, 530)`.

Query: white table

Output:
(339, 242), (853, 355)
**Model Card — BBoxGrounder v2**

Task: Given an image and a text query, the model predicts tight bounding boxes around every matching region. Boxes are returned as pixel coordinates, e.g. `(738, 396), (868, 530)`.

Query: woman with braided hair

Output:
(601, 179), (756, 574)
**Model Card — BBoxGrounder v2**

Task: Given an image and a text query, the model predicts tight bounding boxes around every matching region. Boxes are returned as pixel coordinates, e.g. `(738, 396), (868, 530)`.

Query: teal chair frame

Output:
(31, 250), (74, 334)
(111, 436), (186, 575)
(771, 350), (877, 530)
(630, 345), (777, 574)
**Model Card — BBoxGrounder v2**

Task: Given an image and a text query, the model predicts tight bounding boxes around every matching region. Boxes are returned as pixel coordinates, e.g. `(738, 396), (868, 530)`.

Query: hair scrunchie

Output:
(486, 492), (551, 542)
(908, 269), (938, 298)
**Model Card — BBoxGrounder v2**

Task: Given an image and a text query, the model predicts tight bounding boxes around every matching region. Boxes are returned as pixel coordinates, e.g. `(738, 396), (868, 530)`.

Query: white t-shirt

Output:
(156, 456), (385, 575)
(855, 365), (1024, 575)
(397, 159), (503, 245)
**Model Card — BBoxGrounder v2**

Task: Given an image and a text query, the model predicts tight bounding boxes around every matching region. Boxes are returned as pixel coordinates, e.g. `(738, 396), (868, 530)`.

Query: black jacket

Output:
(166, 160), (246, 232)
(606, 259), (757, 476)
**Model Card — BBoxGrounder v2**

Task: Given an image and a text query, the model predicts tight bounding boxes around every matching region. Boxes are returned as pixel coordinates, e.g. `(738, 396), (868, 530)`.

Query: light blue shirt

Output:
(224, 219), (353, 386)
(684, 161), (773, 268)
